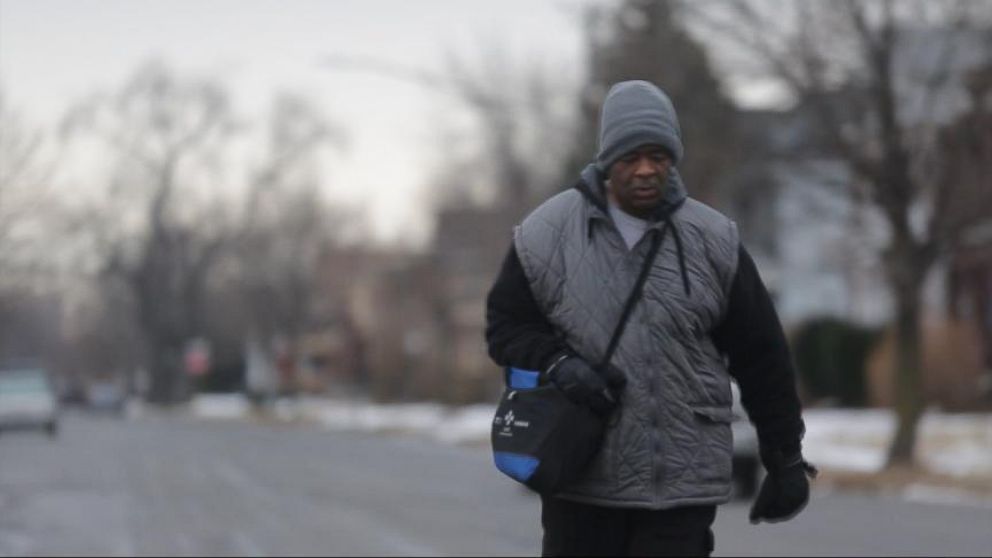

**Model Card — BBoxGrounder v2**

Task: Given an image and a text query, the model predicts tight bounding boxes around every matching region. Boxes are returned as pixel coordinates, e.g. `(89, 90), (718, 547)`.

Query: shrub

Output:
(792, 317), (882, 407)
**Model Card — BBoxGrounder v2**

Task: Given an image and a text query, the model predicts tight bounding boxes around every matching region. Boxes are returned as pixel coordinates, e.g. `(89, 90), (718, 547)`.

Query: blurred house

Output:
(728, 109), (891, 329)
(241, 247), (396, 399)
(952, 220), (992, 365)
(939, 129), (992, 409)
(299, 247), (437, 400)
(294, 314), (366, 395)
(300, 205), (516, 404)
(945, 69), (992, 396)
(428, 206), (517, 403)
(348, 252), (445, 402)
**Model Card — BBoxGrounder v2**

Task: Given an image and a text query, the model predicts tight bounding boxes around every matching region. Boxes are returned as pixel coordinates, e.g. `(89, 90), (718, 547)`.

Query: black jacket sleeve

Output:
(485, 244), (569, 371)
(711, 245), (806, 455)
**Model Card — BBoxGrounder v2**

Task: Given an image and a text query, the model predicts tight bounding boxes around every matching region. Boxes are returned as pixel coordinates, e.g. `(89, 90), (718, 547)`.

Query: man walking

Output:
(485, 80), (815, 556)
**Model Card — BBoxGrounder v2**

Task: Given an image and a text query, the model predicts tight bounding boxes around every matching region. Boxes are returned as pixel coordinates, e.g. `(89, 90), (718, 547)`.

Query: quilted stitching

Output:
(516, 191), (739, 508)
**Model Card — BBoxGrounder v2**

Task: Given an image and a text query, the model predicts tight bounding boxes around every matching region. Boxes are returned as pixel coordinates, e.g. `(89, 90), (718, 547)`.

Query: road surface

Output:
(1, 411), (989, 556)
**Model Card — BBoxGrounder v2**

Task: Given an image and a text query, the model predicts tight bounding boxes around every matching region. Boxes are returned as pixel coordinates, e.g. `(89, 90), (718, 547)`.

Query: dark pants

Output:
(540, 495), (716, 557)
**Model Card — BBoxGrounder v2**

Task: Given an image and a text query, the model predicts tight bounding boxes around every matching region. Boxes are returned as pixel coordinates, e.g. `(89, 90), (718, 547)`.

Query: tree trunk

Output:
(885, 273), (925, 467)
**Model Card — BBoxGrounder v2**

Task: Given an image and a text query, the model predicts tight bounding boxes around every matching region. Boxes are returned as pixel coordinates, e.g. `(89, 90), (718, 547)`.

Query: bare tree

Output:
(437, 46), (579, 213)
(686, 0), (992, 466)
(61, 61), (239, 404)
(0, 92), (55, 287)
(220, 94), (351, 395)
(320, 48), (580, 403)
(320, 47), (576, 217)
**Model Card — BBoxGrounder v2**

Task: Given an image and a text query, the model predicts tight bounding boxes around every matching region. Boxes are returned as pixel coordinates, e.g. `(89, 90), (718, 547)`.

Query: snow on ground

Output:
(188, 395), (495, 446)
(188, 394), (991, 482)
(801, 408), (992, 478)
(295, 397), (494, 446)
(187, 393), (252, 420)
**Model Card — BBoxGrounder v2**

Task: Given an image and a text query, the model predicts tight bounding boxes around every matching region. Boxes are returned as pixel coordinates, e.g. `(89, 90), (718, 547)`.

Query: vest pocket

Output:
(691, 405), (734, 424)
(690, 405), (734, 484)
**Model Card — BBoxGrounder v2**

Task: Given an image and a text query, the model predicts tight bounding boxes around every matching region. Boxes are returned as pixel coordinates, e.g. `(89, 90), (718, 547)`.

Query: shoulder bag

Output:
(490, 224), (667, 495)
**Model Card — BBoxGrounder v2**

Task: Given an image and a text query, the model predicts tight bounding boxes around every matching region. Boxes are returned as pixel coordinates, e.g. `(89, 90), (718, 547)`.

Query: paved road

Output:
(1, 412), (989, 556)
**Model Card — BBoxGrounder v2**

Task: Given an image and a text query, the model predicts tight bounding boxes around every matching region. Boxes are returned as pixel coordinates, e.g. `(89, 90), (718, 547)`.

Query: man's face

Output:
(606, 144), (673, 219)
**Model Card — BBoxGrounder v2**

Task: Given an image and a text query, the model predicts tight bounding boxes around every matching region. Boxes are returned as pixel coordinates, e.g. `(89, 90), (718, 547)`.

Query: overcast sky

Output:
(0, 0), (602, 247)
(1, 0), (775, 248)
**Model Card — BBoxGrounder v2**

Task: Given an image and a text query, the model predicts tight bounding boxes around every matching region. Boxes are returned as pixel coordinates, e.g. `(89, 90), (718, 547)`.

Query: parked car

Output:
(86, 380), (126, 415)
(731, 381), (761, 498)
(0, 366), (60, 437)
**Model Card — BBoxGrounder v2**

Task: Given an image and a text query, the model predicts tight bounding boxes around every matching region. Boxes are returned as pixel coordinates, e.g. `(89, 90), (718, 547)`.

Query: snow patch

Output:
(188, 394), (251, 420)
(188, 395), (991, 485)
(801, 409), (992, 478)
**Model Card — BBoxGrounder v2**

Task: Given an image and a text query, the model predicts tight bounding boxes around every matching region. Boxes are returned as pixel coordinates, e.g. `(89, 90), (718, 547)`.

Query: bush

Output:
(792, 317), (882, 407)
(197, 353), (246, 393)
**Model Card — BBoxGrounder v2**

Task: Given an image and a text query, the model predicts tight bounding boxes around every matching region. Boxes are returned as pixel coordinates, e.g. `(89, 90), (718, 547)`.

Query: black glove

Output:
(749, 446), (818, 525)
(546, 356), (626, 415)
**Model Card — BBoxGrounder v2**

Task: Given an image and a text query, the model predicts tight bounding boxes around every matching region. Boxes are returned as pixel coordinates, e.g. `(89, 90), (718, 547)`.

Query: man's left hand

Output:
(749, 448), (818, 525)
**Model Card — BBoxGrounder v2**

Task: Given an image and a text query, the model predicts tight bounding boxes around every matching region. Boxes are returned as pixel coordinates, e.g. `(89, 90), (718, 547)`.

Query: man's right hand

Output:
(547, 356), (625, 415)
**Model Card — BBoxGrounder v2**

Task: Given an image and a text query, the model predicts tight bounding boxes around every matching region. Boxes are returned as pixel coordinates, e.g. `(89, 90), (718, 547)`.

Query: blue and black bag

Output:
(491, 366), (605, 493)
(490, 226), (665, 495)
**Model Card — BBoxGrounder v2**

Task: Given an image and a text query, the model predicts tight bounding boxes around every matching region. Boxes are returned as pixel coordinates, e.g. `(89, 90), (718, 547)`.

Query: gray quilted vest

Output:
(514, 165), (740, 509)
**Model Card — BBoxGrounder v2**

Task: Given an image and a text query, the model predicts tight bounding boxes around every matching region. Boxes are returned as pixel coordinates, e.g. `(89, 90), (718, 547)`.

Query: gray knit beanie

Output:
(595, 80), (683, 172)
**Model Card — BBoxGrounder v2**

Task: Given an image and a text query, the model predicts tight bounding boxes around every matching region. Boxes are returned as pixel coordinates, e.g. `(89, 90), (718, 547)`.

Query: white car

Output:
(731, 381), (760, 498)
(0, 367), (60, 437)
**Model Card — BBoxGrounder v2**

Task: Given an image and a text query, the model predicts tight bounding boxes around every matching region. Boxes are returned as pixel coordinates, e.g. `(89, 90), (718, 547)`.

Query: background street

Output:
(1, 412), (989, 557)
(1, 2), (990, 556)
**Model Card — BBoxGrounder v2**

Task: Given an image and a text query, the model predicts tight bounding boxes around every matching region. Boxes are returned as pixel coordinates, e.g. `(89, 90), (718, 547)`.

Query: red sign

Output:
(184, 339), (211, 376)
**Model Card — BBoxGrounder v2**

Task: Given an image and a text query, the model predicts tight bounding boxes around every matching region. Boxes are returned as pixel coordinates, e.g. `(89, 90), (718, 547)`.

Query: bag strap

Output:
(597, 220), (670, 371)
